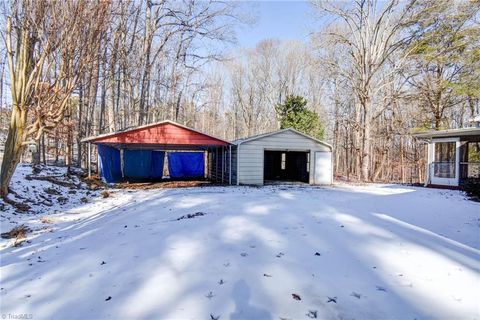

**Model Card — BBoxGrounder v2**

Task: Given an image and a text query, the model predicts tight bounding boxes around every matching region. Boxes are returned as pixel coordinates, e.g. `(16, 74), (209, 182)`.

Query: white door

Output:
(430, 139), (460, 186)
(314, 151), (332, 185)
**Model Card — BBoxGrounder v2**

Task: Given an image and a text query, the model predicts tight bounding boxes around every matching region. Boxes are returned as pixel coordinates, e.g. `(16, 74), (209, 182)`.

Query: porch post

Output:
(426, 141), (432, 186)
(455, 140), (461, 186)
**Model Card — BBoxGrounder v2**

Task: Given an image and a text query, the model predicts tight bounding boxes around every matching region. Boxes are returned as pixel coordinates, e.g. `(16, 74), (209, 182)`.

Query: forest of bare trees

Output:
(0, 0), (479, 195)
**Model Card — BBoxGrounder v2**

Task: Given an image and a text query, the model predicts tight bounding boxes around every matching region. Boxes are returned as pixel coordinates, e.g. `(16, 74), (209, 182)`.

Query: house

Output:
(81, 120), (231, 183)
(231, 128), (333, 185)
(413, 118), (480, 188)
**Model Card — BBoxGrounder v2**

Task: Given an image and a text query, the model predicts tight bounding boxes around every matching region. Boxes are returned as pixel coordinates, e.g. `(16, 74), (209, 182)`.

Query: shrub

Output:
(462, 179), (480, 202)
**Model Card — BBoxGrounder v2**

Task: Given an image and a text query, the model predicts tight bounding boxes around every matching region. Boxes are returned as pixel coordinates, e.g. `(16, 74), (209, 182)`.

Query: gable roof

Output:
(81, 120), (230, 146)
(233, 128), (332, 150)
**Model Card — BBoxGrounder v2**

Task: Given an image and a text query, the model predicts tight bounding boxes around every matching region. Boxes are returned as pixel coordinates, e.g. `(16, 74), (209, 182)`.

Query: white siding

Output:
(236, 130), (332, 185)
(314, 151), (332, 184)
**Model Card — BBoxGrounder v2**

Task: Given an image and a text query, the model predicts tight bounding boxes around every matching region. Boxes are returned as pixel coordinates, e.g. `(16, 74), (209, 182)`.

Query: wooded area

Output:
(0, 0), (479, 196)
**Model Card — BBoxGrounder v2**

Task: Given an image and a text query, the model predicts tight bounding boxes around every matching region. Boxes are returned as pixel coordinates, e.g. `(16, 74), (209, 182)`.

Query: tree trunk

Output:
(361, 103), (371, 181)
(400, 137), (405, 183)
(107, 31), (119, 133)
(66, 126), (72, 166)
(77, 80), (84, 166)
(41, 133), (46, 164)
(99, 64), (107, 133)
(138, 1), (153, 125)
(32, 139), (40, 165)
(373, 151), (387, 182)
(0, 20), (33, 197)
(0, 107), (27, 196)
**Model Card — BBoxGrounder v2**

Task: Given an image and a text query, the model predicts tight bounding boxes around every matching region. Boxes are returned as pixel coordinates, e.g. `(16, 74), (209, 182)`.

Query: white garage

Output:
(231, 128), (333, 185)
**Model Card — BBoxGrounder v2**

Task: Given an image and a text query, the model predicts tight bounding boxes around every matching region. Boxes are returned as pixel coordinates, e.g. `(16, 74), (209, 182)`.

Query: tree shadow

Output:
(230, 280), (272, 320)
(0, 184), (478, 319)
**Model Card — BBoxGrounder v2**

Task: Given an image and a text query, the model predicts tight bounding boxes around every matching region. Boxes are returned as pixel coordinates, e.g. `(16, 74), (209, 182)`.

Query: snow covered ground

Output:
(0, 164), (99, 231)
(1, 178), (479, 319)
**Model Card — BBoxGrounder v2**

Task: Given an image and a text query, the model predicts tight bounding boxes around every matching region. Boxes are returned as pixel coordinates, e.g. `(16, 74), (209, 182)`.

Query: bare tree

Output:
(312, 0), (419, 181)
(0, 0), (110, 197)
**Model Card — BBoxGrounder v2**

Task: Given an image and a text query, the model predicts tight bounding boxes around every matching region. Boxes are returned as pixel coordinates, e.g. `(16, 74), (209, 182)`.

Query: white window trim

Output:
(430, 137), (460, 186)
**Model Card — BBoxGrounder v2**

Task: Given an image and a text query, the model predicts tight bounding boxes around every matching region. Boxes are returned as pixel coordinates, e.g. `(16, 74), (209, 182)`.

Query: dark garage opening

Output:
(264, 150), (309, 183)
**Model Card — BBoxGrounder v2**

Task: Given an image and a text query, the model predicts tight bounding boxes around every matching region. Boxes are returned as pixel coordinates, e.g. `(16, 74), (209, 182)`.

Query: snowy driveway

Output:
(1, 184), (479, 319)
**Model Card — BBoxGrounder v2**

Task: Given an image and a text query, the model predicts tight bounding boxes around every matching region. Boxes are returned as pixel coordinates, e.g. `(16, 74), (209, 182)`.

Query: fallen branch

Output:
(1, 225), (31, 247)
(8, 188), (35, 203)
(25, 174), (80, 188)
(175, 212), (207, 221)
(2, 195), (31, 212)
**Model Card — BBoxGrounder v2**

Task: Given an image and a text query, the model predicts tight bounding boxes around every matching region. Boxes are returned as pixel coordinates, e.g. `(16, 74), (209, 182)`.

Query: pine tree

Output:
(276, 95), (325, 140)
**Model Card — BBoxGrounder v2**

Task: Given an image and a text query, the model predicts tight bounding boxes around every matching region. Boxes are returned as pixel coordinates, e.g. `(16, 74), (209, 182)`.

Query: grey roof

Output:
(233, 128), (333, 150)
(412, 127), (480, 139)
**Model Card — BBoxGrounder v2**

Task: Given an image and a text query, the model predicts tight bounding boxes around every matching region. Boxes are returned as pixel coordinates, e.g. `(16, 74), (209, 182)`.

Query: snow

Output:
(1, 175), (479, 319)
(0, 164), (99, 233)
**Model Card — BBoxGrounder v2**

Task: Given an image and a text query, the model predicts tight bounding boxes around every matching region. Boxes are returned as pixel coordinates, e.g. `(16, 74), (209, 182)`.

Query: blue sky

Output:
(235, 1), (315, 48)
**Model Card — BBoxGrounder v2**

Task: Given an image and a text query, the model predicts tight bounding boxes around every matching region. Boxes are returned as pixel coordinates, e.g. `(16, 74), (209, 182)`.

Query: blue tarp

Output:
(98, 145), (122, 183)
(150, 151), (165, 179)
(168, 152), (204, 178)
(123, 150), (165, 180)
(123, 150), (153, 179)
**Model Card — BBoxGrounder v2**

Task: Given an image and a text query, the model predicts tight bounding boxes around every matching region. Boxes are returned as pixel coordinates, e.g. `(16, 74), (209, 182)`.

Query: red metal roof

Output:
(82, 120), (230, 146)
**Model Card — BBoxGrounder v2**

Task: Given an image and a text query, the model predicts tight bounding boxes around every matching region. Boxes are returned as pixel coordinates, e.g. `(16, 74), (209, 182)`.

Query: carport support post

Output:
(229, 145), (232, 185)
(215, 147), (219, 182)
(204, 150), (208, 179)
(221, 146), (224, 183)
(87, 142), (92, 178)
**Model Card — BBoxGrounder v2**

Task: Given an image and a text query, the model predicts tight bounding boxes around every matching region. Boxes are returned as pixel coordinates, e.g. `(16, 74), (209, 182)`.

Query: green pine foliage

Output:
(409, 0), (480, 102)
(405, 0), (480, 131)
(276, 95), (325, 140)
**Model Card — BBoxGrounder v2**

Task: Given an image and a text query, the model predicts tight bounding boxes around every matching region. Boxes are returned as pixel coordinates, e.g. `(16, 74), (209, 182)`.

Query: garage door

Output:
(314, 151), (332, 185)
(264, 150), (309, 183)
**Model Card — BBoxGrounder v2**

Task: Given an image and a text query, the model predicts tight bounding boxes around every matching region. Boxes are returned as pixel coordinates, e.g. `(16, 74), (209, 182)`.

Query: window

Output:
(464, 142), (480, 178)
(434, 142), (456, 178)
(467, 142), (480, 162)
(281, 153), (286, 170)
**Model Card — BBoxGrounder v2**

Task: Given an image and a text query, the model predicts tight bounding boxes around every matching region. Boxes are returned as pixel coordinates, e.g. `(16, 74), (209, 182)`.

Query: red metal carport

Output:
(82, 120), (232, 184)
